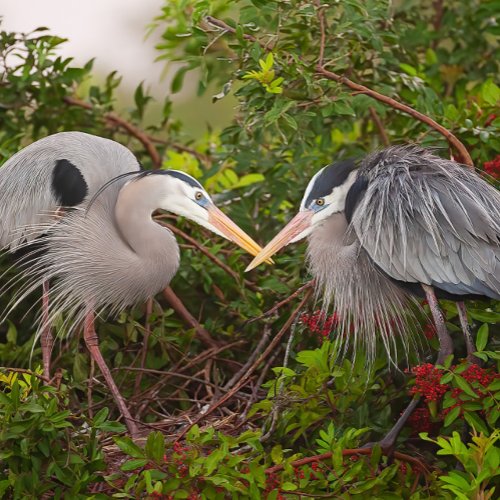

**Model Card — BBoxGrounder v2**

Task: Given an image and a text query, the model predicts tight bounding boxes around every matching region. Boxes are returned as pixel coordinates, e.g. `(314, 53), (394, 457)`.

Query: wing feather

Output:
(351, 146), (500, 299)
(0, 132), (140, 250)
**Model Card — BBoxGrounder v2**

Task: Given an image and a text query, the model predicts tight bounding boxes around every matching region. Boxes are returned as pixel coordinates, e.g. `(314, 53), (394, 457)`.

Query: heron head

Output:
(245, 160), (358, 271)
(153, 170), (265, 258)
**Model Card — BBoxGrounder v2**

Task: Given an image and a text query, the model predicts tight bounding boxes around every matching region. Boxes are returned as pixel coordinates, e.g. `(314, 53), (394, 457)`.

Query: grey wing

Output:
(0, 132), (140, 250)
(351, 146), (500, 300)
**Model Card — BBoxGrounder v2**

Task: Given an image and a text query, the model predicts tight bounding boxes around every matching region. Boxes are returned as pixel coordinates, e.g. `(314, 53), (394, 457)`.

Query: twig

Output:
(132, 340), (244, 418)
(162, 287), (219, 348)
(265, 448), (430, 476)
(224, 324), (272, 390)
(113, 366), (225, 391)
(134, 298), (153, 396)
(315, 66), (473, 167)
(63, 96), (162, 168)
(148, 136), (211, 166)
(315, 0), (327, 66)
(0, 367), (49, 384)
(239, 347), (281, 422)
(205, 16), (260, 45)
(159, 219), (257, 291)
(248, 280), (315, 324)
(175, 288), (313, 441)
(369, 106), (390, 146)
(87, 357), (95, 418)
(202, 15), (473, 167)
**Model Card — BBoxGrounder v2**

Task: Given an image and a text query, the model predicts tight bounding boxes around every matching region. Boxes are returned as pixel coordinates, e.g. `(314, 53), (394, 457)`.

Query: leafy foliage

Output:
(1, 0), (499, 497)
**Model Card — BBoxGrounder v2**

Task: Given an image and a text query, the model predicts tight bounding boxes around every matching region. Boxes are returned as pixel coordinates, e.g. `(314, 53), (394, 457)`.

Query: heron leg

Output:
(456, 302), (480, 364)
(369, 397), (421, 452)
(422, 284), (453, 365)
(40, 281), (53, 381)
(83, 309), (139, 437)
(363, 285), (453, 452)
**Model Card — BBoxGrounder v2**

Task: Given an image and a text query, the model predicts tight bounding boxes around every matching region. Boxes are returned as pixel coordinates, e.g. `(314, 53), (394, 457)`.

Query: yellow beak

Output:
(245, 211), (313, 271)
(207, 205), (272, 262)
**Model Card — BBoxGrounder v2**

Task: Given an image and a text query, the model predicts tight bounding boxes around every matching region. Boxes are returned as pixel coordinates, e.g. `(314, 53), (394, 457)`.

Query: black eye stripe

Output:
(304, 160), (357, 207)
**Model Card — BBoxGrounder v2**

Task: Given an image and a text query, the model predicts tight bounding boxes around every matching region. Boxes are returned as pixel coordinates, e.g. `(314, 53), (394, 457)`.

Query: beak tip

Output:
(244, 263), (256, 273)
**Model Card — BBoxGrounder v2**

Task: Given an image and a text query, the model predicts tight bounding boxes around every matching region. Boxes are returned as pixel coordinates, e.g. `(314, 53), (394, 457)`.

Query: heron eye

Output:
(315, 198), (325, 206)
(195, 191), (204, 201)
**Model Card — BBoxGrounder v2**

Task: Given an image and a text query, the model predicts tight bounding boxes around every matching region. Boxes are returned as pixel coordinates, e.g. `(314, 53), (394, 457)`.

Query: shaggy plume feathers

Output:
(306, 213), (421, 367)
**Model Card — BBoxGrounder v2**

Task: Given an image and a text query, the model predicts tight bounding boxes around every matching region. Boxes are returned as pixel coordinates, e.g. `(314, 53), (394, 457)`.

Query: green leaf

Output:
(114, 436), (145, 458)
(453, 375), (477, 398)
(171, 66), (189, 93)
(481, 79), (500, 106)
(399, 63), (417, 76)
(476, 323), (488, 351)
(444, 406), (461, 427)
(281, 482), (298, 491)
(463, 412), (489, 434)
(93, 407), (109, 426)
(145, 431), (165, 463)
(233, 173), (265, 188)
(270, 444), (283, 464)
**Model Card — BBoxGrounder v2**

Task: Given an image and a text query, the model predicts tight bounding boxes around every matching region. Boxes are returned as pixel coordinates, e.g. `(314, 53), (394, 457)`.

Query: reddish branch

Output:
(316, 66), (473, 167)
(175, 288), (314, 441)
(159, 219), (257, 291)
(204, 14), (473, 167)
(265, 449), (430, 477)
(369, 106), (390, 146)
(63, 96), (162, 168)
(162, 287), (219, 349)
(314, 0), (327, 66)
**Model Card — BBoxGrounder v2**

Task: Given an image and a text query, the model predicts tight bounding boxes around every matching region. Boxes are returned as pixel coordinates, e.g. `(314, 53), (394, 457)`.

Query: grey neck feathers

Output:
(114, 176), (178, 260)
(306, 213), (420, 367)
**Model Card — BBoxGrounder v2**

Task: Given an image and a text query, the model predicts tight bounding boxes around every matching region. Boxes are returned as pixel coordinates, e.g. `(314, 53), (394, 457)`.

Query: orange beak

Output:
(207, 205), (272, 262)
(245, 211), (313, 271)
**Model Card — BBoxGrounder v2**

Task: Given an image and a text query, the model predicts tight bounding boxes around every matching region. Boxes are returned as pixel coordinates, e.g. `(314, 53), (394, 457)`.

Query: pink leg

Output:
(40, 281), (54, 381)
(83, 308), (139, 437)
(422, 284), (454, 364)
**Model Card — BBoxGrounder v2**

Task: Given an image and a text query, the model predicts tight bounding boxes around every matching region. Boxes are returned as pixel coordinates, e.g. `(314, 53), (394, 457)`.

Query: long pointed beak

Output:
(245, 211), (313, 271)
(207, 205), (271, 261)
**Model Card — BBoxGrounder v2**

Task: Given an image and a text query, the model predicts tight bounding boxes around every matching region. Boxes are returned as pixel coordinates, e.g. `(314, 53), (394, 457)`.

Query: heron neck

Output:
(114, 179), (178, 261)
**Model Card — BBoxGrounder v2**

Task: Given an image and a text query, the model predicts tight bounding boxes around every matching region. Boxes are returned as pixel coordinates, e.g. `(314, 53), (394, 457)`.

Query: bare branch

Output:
(63, 96), (162, 168)
(162, 286), (219, 349)
(369, 106), (390, 146)
(175, 287), (314, 441)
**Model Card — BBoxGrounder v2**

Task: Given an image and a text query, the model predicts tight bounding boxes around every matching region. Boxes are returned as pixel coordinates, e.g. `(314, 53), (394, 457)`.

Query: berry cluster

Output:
(264, 472), (282, 498)
(409, 363), (448, 402)
(461, 364), (497, 387)
(484, 154), (500, 179)
(300, 310), (339, 338)
(442, 364), (498, 418)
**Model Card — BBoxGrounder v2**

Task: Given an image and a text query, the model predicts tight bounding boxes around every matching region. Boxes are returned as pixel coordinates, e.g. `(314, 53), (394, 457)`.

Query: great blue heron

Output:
(0, 131), (264, 436)
(247, 145), (500, 448)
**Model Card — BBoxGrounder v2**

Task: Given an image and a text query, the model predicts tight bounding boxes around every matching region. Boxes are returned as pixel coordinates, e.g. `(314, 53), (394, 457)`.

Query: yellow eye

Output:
(316, 198), (325, 206)
(195, 191), (203, 200)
